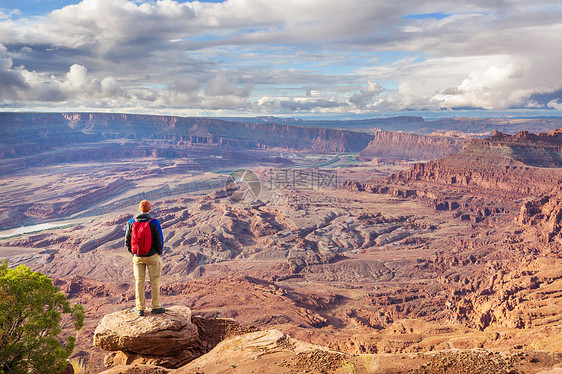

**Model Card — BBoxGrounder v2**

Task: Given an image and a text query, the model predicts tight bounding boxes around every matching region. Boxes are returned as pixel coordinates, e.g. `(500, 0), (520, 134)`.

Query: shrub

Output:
(0, 261), (84, 374)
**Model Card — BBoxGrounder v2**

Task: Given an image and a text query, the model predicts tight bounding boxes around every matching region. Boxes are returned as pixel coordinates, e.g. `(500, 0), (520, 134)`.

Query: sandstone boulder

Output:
(94, 306), (199, 356)
(177, 329), (341, 374)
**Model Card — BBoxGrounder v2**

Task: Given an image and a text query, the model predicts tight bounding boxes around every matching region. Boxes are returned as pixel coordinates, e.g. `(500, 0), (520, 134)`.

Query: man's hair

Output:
(139, 200), (151, 213)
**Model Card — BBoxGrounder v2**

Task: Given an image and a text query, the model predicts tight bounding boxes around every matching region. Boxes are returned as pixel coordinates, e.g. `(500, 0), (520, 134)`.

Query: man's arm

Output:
(125, 219), (133, 253)
(152, 219), (164, 255)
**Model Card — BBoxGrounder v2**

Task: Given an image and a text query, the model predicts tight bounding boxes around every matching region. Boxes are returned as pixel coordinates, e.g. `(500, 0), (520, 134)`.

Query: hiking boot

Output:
(151, 307), (165, 314)
(135, 309), (144, 316)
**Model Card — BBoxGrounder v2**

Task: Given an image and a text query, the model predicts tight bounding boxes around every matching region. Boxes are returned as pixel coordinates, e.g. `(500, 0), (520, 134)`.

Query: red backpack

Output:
(131, 219), (153, 256)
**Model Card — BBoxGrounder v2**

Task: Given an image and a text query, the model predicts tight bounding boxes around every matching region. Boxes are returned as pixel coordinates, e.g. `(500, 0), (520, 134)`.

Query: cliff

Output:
(359, 131), (463, 161)
(92, 303), (562, 373)
(0, 112), (372, 167)
(52, 112), (375, 153)
(0, 112), (99, 159)
(518, 186), (562, 245)
(392, 129), (562, 197)
(93, 307), (346, 373)
(0, 112), (469, 176)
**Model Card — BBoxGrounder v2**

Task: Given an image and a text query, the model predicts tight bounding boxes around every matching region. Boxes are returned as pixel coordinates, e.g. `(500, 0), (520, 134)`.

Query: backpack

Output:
(131, 219), (153, 256)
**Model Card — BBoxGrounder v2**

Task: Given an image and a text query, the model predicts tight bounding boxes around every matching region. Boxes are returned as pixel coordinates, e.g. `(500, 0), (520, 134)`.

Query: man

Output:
(125, 200), (165, 316)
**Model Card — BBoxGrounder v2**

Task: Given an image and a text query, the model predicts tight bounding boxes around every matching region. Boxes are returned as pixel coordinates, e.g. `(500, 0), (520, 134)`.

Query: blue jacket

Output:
(125, 213), (164, 256)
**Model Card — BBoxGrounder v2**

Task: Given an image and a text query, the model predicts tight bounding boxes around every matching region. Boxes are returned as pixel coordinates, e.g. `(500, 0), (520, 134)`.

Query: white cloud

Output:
(64, 64), (89, 90)
(0, 44), (13, 69)
(101, 76), (122, 96)
(205, 74), (242, 97)
(0, 0), (561, 114)
(257, 96), (347, 113)
(548, 100), (562, 111)
(0, 49), (124, 103)
(349, 82), (383, 109)
(432, 62), (525, 109)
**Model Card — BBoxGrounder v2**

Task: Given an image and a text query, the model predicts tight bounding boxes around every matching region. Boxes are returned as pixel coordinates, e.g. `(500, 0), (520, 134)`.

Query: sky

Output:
(0, 0), (561, 118)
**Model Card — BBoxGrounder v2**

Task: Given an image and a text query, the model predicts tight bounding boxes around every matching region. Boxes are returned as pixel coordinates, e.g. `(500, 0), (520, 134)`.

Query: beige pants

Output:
(133, 254), (162, 311)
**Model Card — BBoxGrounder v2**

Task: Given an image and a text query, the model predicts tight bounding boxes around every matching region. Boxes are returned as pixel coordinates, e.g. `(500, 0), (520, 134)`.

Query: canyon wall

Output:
(60, 112), (375, 153)
(359, 131), (464, 161)
(0, 112), (373, 159)
(392, 129), (562, 197)
(0, 112), (470, 176)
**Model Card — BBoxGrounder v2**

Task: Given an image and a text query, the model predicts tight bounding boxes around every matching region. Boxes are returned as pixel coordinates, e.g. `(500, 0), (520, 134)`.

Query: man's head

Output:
(139, 200), (151, 213)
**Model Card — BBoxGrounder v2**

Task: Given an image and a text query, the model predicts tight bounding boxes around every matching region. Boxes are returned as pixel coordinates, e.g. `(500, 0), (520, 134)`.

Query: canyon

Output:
(2, 113), (562, 373)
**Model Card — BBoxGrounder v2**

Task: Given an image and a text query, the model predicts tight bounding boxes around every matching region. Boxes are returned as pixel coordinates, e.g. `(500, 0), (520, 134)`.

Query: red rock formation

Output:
(0, 113), (475, 177)
(359, 131), (463, 161)
(518, 187), (562, 245)
(94, 306), (199, 358)
(392, 128), (562, 198)
(45, 112), (376, 153)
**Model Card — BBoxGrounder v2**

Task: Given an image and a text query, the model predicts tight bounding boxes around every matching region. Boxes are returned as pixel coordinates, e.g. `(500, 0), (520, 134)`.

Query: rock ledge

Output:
(94, 306), (199, 356)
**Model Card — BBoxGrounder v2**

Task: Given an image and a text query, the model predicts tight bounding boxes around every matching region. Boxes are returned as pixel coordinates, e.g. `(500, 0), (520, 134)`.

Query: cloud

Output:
(349, 82), (383, 109)
(548, 100), (562, 111)
(0, 0), (561, 115)
(205, 74), (252, 98)
(257, 97), (347, 113)
(101, 76), (123, 97)
(65, 64), (89, 89)
(431, 62), (525, 109)
(0, 45), (124, 103)
(528, 89), (562, 106)
(0, 44), (28, 98)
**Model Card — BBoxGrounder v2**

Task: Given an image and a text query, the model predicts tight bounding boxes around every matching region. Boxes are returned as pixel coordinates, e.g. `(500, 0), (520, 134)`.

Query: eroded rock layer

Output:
(392, 129), (562, 198)
(0, 112), (468, 176)
(359, 131), (463, 161)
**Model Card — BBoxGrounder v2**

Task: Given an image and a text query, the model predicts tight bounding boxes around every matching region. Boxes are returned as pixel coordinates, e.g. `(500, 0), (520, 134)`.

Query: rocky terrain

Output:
(343, 128), (562, 204)
(0, 112), (469, 229)
(3, 115), (562, 372)
(91, 308), (562, 373)
(5, 180), (562, 372)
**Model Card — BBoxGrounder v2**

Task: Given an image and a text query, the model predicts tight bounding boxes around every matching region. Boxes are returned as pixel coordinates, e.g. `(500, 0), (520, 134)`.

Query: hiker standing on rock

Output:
(125, 200), (165, 316)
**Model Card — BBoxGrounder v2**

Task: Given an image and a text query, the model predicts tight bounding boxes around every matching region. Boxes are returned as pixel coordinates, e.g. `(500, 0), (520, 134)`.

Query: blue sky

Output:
(0, 0), (561, 118)
(0, 0), (225, 15)
(402, 12), (451, 20)
(0, 1), (78, 16)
